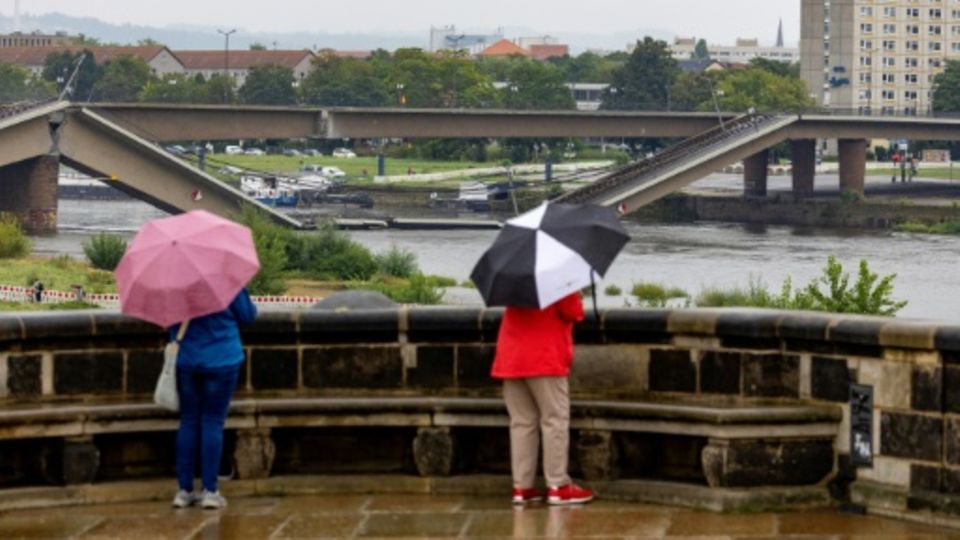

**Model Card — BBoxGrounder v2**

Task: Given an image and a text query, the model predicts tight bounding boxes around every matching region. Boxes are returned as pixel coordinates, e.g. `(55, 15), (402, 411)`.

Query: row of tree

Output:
(0, 38), (817, 114)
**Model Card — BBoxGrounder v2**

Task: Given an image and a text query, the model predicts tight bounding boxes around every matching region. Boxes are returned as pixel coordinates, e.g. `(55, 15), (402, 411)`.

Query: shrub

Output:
(239, 206), (289, 296)
(354, 273), (445, 305)
(82, 233), (127, 271)
(375, 245), (419, 278)
(287, 223), (377, 281)
(604, 284), (622, 296)
(631, 282), (688, 307)
(0, 213), (30, 259)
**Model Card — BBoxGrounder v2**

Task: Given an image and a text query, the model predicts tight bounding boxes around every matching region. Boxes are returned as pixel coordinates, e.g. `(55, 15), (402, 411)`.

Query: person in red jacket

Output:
(492, 292), (594, 506)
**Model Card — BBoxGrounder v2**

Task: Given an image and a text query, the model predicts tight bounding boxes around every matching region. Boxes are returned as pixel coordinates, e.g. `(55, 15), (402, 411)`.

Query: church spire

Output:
(776, 18), (784, 48)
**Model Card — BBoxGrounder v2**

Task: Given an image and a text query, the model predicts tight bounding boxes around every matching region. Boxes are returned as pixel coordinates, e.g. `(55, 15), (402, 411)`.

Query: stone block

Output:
(811, 356), (853, 402)
(7, 354), (41, 396)
(455, 346), (495, 389)
(407, 308), (483, 343)
(777, 314), (830, 342)
(240, 311), (297, 346)
(858, 360), (911, 410)
(302, 346), (402, 389)
(667, 311), (717, 336)
(911, 366), (941, 412)
(602, 309), (671, 344)
(880, 412), (941, 462)
(946, 366), (960, 413)
(701, 438), (834, 488)
(233, 429), (275, 480)
(743, 354), (800, 398)
(250, 348), (299, 390)
(299, 310), (398, 344)
(648, 349), (695, 393)
(413, 427), (455, 477)
(943, 468), (960, 495)
(569, 346), (646, 393)
(945, 418), (960, 466)
(478, 308), (502, 343)
(125, 350), (163, 395)
(857, 456), (911, 488)
(53, 352), (123, 395)
(715, 311), (781, 339)
(407, 346), (454, 389)
(62, 437), (99, 485)
(699, 351), (741, 395)
(576, 430), (619, 481)
(830, 319), (884, 346)
(910, 464), (941, 493)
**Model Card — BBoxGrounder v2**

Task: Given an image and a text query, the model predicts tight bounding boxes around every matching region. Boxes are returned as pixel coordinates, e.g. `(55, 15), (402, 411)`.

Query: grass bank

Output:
(211, 155), (490, 177)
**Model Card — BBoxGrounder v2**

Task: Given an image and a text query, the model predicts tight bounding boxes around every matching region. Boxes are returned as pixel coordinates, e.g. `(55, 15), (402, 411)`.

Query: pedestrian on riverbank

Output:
(171, 288), (257, 510)
(492, 292), (594, 506)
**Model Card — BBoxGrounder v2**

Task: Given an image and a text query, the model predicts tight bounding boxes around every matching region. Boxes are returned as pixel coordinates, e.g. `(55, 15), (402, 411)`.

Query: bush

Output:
(82, 233), (128, 271)
(239, 206), (289, 296)
(604, 284), (622, 296)
(354, 273), (445, 305)
(287, 223), (377, 281)
(631, 282), (688, 307)
(0, 213), (30, 259)
(375, 245), (419, 278)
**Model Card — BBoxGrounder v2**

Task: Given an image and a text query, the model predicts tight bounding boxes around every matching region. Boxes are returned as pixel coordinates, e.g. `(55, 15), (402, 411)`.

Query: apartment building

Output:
(670, 37), (799, 63)
(801, 0), (960, 115)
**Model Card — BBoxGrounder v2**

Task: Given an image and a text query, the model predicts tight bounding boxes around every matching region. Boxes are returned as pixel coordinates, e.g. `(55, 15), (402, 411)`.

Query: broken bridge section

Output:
(0, 100), (302, 233)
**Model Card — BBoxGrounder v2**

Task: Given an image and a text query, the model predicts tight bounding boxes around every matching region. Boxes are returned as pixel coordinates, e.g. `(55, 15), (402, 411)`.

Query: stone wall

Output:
(1, 307), (959, 519)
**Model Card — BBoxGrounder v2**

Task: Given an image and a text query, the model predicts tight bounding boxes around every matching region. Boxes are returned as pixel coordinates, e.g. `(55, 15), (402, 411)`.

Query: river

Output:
(29, 198), (960, 322)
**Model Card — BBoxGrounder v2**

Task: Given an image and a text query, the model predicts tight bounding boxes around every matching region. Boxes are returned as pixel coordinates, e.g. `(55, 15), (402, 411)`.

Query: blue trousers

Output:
(176, 363), (240, 493)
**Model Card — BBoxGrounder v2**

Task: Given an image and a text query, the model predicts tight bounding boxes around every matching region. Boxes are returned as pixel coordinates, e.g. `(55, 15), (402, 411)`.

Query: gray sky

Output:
(14, 1), (800, 45)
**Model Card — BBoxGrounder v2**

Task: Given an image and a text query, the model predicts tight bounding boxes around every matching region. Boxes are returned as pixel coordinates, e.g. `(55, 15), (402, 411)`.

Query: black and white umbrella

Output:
(470, 202), (630, 309)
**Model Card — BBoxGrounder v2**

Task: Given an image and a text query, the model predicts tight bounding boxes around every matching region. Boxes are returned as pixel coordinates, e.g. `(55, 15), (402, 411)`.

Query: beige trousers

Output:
(503, 377), (571, 489)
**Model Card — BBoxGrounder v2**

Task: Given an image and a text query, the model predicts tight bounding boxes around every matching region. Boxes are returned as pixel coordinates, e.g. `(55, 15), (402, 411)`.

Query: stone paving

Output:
(1, 494), (959, 539)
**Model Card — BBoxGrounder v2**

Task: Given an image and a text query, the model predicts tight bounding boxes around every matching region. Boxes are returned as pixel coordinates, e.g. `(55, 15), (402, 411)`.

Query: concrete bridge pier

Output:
(791, 139), (816, 197)
(0, 155), (58, 234)
(838, 139), (867, 196)
(743, 150), (769, 197)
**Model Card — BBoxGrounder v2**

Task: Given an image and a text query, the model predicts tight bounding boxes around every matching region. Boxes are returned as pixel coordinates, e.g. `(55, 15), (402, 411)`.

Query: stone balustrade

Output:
(0, 307), (958, 522)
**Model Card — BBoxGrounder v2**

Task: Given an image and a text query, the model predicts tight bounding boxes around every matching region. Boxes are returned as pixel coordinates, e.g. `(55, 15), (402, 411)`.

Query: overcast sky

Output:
(12, 0), (801, 45)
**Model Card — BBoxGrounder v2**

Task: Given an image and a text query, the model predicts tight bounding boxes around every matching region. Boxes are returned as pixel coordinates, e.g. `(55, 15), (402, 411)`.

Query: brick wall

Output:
(0, 155), (59, 233)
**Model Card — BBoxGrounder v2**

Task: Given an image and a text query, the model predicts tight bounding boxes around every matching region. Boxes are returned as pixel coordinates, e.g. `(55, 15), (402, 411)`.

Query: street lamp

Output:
(217, 28), (236, 102)
(395, 83), (405, 106)
(706, 77), (726, 132)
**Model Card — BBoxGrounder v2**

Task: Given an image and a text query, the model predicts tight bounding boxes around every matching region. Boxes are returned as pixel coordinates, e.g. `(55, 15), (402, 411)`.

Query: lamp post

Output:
(706, 77), (726, 132)
(217, 28), (236, 102)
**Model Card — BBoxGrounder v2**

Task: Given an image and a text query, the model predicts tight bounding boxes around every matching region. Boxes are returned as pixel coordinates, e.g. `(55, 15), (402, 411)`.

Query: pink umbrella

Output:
(115, 210), (260, 327)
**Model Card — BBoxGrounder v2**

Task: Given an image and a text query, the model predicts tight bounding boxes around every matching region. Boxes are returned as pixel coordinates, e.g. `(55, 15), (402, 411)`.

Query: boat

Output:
(241, 175), (299, 207)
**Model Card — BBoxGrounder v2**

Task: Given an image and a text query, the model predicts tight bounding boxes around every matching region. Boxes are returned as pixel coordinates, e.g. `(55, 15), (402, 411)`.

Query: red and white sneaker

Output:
(511, 487), (544, 505)
(547, 484), (594, 505)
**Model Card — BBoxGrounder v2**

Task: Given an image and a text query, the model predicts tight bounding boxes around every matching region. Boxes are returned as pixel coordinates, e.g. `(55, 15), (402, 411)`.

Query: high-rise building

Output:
(801, 0), (960, 115)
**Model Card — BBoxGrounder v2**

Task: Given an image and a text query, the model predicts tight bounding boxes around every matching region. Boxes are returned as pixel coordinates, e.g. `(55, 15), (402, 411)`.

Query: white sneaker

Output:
(172, 490), (198, 508)
(200, 490), (227, 510)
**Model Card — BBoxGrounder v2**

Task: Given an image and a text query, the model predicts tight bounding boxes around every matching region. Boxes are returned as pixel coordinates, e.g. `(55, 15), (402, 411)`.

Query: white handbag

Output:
(155, 321), (189, 412)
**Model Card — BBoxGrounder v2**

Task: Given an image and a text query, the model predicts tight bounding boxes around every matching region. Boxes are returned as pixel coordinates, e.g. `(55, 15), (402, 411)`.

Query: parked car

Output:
(321, 166), (347, 179)
(244, 148), (265, 156)
(165, 144), (187, 156)
(282, 149), (302, 157)
(225, 145), (244, 155)
(218, 165), (244, 175)
(303, 149), (323, 157)
(332, 147), (357, 158)
(300, 164), (323, 174)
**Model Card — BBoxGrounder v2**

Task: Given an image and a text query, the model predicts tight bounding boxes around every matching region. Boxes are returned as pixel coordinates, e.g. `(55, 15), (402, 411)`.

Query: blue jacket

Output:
(168, 289), (258, 369)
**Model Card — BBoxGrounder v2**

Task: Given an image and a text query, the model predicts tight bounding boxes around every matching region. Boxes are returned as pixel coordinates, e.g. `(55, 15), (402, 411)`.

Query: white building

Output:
(670, 37), (799, 64)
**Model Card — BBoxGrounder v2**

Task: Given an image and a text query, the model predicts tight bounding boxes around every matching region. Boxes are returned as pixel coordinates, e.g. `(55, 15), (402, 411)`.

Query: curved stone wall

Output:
(0, 307), (958, 521)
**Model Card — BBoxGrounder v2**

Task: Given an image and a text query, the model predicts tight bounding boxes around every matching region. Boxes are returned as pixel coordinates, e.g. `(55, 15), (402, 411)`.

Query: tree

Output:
(198, 73), (236, 104)
(670, 71), (715, 112)
(748, 57), (800, 79)
(299, 51), (388, 107)
(502, 60), (574, 110)
(548, 51), (619, 83)
(602, 37), (678, 111)
(249, 42), (268, 51)
(933, 60), (960, 113)
(139, 73), (203, 103)
(692, 39), (710, 60)
(137, 37), (161, 46)
(711, 68), (813, 113)
(0, 63), (55, 103)
(238, 64), (297, 105)
(42, 50), (101, 100)
(93, 55), (154, 101)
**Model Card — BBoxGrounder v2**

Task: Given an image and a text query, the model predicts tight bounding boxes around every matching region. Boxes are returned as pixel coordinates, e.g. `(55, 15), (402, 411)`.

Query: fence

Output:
(0, 284), (321, 309)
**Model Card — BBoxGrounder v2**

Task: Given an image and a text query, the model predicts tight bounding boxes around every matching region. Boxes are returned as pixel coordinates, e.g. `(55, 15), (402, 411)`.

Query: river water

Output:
(30, 197), (960, 322)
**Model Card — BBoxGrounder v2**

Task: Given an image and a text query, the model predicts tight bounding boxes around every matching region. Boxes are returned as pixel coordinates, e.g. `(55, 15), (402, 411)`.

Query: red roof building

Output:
(529, 44), (569, 60)
(478, 39), (531, 58)
(175, 49), (316, 84)
(0, 45), (184, 76)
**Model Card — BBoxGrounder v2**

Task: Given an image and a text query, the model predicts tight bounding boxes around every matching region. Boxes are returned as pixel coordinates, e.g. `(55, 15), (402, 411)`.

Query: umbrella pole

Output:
(590, 272), (600, 326)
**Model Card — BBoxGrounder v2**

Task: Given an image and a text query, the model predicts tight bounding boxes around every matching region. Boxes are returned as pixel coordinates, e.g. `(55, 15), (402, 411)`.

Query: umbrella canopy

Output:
(470, 202), (629, 308)
(115, 210), (260, 327)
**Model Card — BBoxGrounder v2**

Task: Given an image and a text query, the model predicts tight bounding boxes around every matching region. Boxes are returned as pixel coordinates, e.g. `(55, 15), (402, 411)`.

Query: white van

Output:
(225, 145), (243, 155)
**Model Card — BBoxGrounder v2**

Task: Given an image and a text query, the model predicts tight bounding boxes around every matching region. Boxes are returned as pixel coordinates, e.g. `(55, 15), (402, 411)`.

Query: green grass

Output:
(0, 300), (102, 311)
(872, 167), (960, 181)
(211, 154), (491, 178)
(0, 257), (116, 294)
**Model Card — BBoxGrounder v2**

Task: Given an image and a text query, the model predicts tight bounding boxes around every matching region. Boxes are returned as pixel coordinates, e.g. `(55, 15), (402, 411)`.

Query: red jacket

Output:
(491, 293), (585, 379)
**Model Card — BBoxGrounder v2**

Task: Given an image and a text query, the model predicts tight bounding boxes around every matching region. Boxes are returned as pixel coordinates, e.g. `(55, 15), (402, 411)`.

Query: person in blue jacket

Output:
(170, 288), (257, 510)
